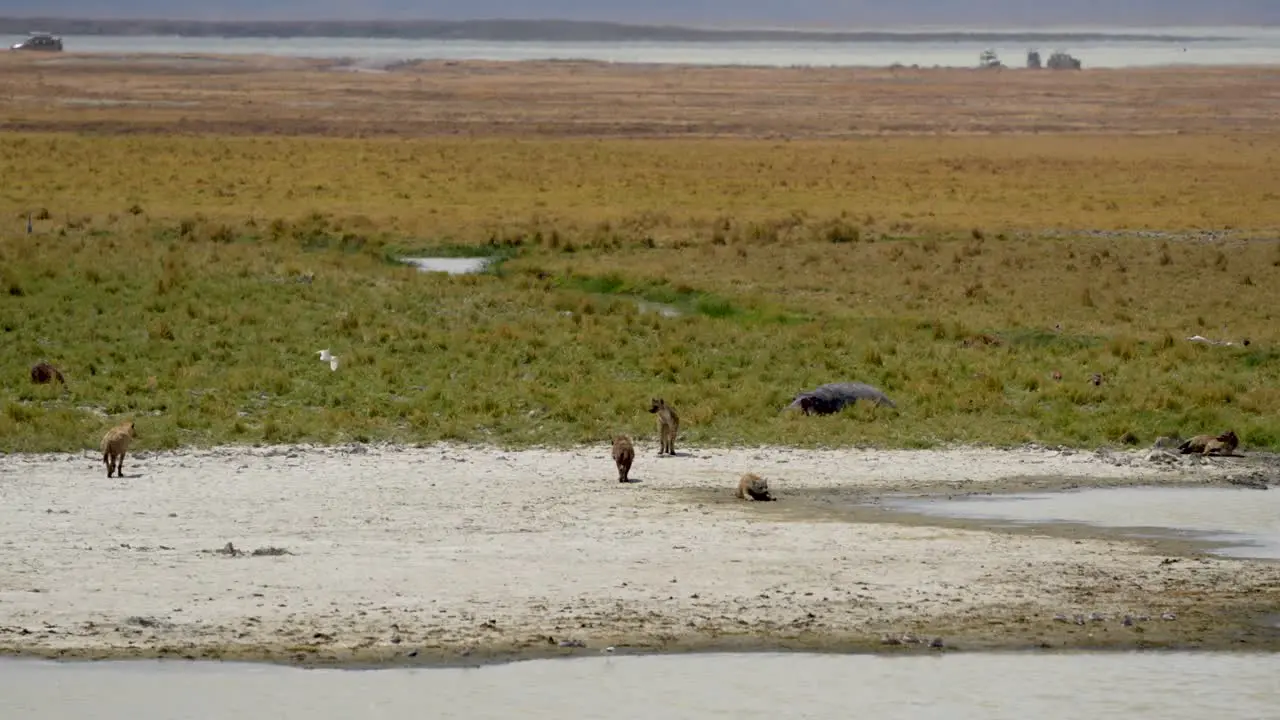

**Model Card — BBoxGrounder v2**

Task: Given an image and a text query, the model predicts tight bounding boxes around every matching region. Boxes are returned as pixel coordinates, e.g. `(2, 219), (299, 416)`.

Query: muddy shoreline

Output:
(2, 443), (1278, 668)
(6, 602), (1280, 670)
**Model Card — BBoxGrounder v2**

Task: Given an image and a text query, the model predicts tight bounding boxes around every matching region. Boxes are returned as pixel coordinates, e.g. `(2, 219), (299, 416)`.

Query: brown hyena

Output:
(1179, 430), (1239, 456)
(30, 362), (65, 385)
(648, 398), (679, 456)
(100, 420), (138, 478)
(612, 434), (635, 483)
(736, 473), (775, 501)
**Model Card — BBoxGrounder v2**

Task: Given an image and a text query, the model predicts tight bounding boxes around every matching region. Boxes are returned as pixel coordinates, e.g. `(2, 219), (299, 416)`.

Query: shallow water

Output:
(890, 486), (1280, 560)
(399, 256), (491, 275)
(13, 27), (1280, 68)
(634, 299), (683, 317)
(1, 652), (1276, 718)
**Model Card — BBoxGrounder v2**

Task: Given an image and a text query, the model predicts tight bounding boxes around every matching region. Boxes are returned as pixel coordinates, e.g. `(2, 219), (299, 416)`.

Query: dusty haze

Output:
(9, 1), (1279, 27)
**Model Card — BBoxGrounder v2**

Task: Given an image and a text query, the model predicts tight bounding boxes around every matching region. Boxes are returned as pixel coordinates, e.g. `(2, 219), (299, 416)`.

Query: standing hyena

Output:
(100, 420), (137, 478)
(612, 435), (635, 483)
(648, 398), (679, 456)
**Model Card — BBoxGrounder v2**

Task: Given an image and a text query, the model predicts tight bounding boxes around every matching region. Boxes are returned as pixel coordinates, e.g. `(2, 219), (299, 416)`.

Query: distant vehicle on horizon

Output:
(10, 32), (64, 52)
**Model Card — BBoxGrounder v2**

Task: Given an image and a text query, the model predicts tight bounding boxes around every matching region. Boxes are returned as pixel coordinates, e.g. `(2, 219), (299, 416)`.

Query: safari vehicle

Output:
(10, 32), (64, 52)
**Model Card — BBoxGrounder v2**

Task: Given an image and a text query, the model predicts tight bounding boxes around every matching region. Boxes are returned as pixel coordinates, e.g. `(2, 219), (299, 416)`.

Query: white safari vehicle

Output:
(10, 32), (64, 52)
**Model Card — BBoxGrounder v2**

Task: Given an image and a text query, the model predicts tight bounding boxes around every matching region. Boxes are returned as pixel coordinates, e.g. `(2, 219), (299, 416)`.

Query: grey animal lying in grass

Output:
(786, 382), (897, 416)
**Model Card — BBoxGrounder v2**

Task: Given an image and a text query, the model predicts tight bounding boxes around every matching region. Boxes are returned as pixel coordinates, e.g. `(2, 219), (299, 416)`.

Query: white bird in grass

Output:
(316, 349), (339, 371)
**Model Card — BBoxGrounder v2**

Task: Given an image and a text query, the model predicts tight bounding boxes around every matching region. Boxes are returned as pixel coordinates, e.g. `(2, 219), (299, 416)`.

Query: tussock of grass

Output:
(1, 133), (1278, 453)
(383, 237), (521, 271)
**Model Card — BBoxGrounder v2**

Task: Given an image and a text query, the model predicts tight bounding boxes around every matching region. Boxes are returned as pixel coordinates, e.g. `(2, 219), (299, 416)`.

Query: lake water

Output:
(2, 651), (1277, 718)
(12, 26), (1280, 68)
(888, 486), (1280, 560)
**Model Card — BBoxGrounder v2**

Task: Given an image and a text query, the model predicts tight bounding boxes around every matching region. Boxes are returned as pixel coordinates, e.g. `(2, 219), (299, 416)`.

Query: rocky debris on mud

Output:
(879, 632), (943, 647)
(1054, 611), (1172, 626)
(201, 542), (294, 558)
(1225, 471), (1274, 490)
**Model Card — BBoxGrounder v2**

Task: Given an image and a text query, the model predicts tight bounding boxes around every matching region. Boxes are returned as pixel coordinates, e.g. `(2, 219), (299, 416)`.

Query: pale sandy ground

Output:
(1, 442), (1278, 666)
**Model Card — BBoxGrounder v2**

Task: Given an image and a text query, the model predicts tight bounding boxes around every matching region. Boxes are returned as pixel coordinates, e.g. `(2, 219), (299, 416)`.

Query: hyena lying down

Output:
(1178, 430), (1239, 456)
(736, 472), (775, 501)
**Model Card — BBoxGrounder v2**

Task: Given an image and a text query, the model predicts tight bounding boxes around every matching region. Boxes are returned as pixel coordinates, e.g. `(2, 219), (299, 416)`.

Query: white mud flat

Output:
(1, 443), (1278, 665)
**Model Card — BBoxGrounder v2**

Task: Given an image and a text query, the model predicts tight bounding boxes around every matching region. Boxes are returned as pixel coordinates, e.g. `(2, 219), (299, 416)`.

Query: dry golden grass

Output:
(5, 132), (1280, 236)
(1, 57), (1278, 453)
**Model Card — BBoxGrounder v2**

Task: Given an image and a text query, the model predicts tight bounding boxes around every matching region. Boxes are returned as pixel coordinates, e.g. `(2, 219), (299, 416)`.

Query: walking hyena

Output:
(100, 419), (137, 478)
(648, 398), (679, 456)
(612, 434), (635, 483)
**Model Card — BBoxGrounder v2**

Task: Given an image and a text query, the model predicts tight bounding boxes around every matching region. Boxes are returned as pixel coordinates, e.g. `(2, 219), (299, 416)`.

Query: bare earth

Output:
(2, 442), (1278, 667)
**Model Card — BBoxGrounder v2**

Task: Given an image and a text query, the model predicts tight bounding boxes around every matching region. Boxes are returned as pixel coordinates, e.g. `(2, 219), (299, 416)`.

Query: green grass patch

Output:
(556, 271), (744, 318)
(2, 215), (1277, 454)
(551, 271), (809, 323)
(2, 132), (1278, 454)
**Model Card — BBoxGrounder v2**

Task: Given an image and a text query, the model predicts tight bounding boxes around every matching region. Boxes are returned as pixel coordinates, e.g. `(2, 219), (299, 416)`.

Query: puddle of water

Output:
(890, 486), (1280, 560)
(634, 298), (683, 317)
(2, 652), (1277, 719)
(399, 256), (491, 275)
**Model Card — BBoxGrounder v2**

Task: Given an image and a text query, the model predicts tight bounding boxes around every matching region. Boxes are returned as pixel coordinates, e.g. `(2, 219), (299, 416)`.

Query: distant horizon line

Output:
(3, 14), (1277, 28)
(1, 16), (1259, 44)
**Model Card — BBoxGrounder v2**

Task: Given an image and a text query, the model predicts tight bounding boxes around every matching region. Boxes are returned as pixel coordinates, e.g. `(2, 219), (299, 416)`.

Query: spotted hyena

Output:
(612, 434), (635, 483)
(100, 420), (138, 478)
(648, 398), (679, 456)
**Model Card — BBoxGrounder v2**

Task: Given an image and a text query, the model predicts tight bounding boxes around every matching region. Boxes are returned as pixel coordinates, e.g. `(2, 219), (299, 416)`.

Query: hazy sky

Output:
(7, 1), (1279, 27)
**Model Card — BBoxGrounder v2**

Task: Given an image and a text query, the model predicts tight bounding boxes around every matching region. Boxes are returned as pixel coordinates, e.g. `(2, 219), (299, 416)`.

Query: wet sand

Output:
(2, 442), (1278, 667)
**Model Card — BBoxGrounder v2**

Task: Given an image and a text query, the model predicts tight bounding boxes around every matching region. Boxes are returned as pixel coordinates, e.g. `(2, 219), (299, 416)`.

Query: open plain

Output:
(1, 53), (1279, 664)
(3, 442), (1280, 666)
(3, 53), (1280, 137)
